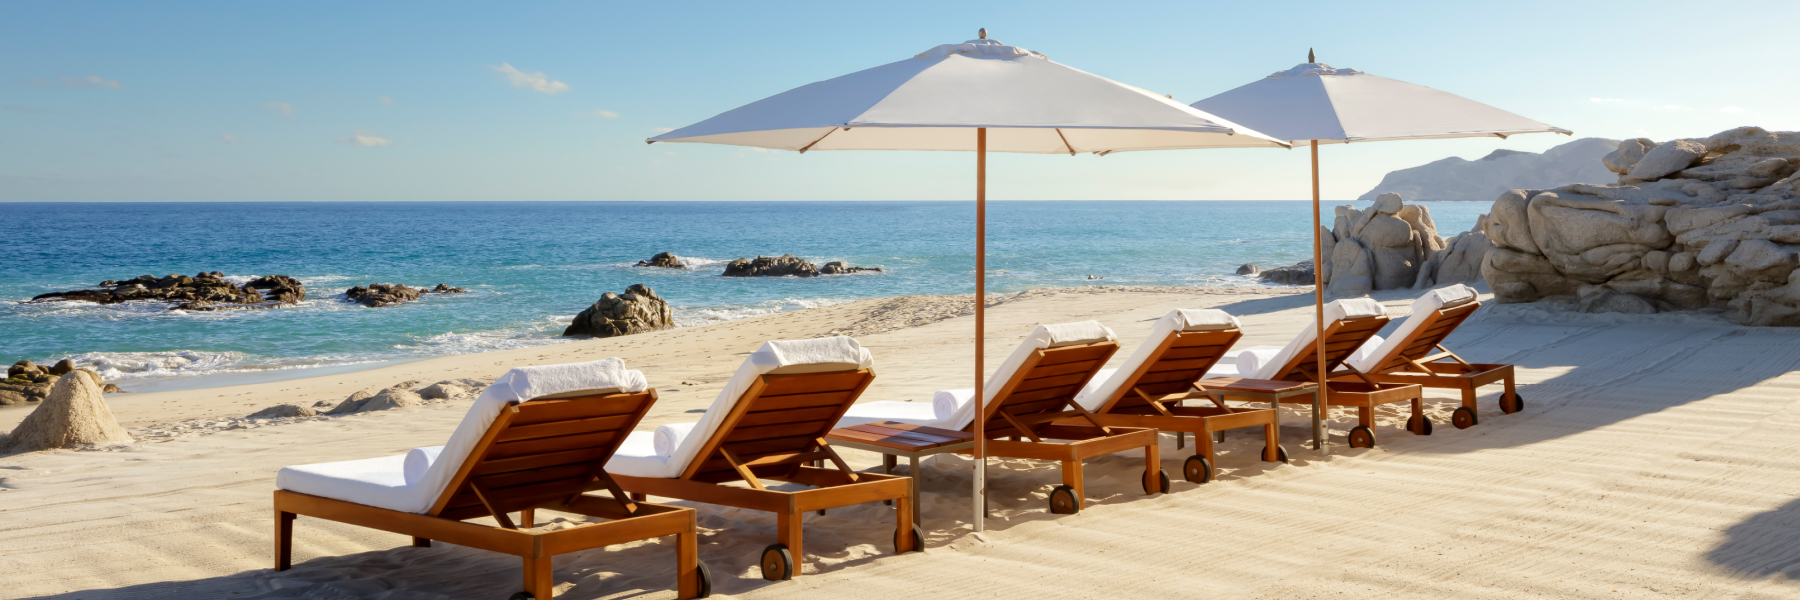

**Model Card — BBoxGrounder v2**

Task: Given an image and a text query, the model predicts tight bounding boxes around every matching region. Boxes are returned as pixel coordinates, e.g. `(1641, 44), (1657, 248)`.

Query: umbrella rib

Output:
(798, 127), (841, 154)
(1055, 128), (1076, 156)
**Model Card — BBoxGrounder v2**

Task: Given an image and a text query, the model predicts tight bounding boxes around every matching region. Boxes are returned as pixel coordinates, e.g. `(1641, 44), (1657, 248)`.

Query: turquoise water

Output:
(0, 200), (1488, 389)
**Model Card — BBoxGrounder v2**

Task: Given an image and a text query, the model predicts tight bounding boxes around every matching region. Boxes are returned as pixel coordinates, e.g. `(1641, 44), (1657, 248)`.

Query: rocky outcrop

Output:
(0, 371), (132, 454)
(1358, 137), (1621, 201)
(1482, 126), (1800, 324)
(1257, 261), (1316, 285)
(343, 283), (466, 308)
(1313, 193), (1446, 295)
(248, 404), (316, 419)
(1414, 215), (1492, 289)
(819, 261), (882, 275)
(31, 272), (305, 311)
(564, 284), (674, 337)
(1235, 264), (1261, 277)
(636, 252), (686, 269)
(2, 360), (123, 404)
(723, 254), (819, 277)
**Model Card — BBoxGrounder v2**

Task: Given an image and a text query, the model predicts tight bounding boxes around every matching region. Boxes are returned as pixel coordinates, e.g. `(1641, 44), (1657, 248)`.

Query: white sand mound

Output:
(0, 370), (133, 454)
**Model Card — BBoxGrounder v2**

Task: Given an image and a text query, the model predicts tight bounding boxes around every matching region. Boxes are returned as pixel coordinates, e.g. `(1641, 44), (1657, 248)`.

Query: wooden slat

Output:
(495, 414), (636, 443)
(735, 405), (843, 428)
(725, 420), (833, 443)
(1000, 384), (1083, 405)
(758, 371), (869, 395)
(473, 447), (609, 476)
(486, 430), (620, 460)
(745, 390), (858, 412)
(471, 462), (596, 490)
(1014, 372), (1092, 393)
(1034, 344), (1114, 366)
(721, 434), (818, 457)
(509, 395), (648, 426)
(1024, 360), (1102, 378)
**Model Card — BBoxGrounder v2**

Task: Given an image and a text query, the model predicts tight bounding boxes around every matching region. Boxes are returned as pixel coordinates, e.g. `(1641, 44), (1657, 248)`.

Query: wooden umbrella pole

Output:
(1311, 140), (1329, 456)
(973, 127), (987, 531)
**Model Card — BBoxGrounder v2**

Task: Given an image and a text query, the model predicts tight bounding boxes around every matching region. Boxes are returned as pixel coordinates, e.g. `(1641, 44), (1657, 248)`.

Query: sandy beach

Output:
(2, 285), (1796, 599)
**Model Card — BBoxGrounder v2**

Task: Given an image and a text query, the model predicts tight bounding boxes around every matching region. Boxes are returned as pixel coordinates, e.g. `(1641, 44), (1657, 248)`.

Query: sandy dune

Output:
(2, 286), (1798, 599)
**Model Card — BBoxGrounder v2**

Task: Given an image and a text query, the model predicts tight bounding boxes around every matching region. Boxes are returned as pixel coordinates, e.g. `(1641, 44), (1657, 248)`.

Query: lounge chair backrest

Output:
(1349, 284), (1482, 374)
(681, 369), (876, 483)
(1269, 315), (1388, 383)
(430, 389), (658, 520)
(1368, 301), (1479, 373)
(1096, 328), (1241, 414)
(974, 340), (1118, 439)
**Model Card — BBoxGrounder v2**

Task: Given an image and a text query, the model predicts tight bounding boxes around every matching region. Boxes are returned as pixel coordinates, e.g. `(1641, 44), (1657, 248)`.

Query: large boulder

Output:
(723, 254), (819, 277)
(0, 371), (132, 454)
(1256, 261), (1315, 285)
(1314, 193), (1443, 294)
(246, 275), (307, 304)
(819, 261), (882, 275)
(1480, 126), (1800, 324)
(30, 273), (306, 312)
(345, 283), (422, 307)
(636, 252), (686, 268)
(1415, 214), (1491, 288)
(564, 284), (675, 338)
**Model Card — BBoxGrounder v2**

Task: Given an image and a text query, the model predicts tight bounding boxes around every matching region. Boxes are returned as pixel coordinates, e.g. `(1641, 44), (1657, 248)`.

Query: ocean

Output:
(0, 200), (1488, 392)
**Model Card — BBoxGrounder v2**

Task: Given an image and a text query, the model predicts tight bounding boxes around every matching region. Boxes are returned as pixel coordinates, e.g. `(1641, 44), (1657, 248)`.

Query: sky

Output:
(3, 1), (1796, 202)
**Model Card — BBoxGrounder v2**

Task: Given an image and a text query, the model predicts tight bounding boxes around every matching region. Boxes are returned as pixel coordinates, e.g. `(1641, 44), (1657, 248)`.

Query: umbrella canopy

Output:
(650, 37), (1288, 153)
(1191, 61), (1570, 145)
(651, 33), (1289, 535)
(1191, 56), (1568, 456)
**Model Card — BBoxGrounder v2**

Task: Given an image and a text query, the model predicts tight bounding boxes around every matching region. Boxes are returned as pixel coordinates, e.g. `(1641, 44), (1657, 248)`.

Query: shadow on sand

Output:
(1707, 496), (1800, 580)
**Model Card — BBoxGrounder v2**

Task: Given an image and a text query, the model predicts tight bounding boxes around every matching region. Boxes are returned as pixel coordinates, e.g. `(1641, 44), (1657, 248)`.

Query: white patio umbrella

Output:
(1191, 51), (1569, 454)
(650, 31), (1289, 532)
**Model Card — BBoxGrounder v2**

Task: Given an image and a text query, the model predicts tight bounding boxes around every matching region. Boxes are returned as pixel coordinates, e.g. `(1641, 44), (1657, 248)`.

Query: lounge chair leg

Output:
(412, 537), (431, 548)
(909, 455), (922, 519)
(1358, 406), (1374, 428)
(1176, 431), (1185, 449)
(274, 510), (295, 571)
(1461, 387), (1479, 419)
(895, 490), (917, 553)
(1197, 427), (1217, 467)
(1144, 440), (1161, 494)
(777, 510), (804, 570)
(1264, 421), (1280, 462)
(523, 554), (553, 599)
(1062, 459), (1085, 506)
(521, 509), (535, 529)
(676, 530), (699, 599)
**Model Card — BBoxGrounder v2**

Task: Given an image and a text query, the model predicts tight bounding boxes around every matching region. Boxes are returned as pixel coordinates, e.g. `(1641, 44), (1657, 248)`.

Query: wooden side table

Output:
(825, 421), (974, 529)
(1192, 377), (1323, 449)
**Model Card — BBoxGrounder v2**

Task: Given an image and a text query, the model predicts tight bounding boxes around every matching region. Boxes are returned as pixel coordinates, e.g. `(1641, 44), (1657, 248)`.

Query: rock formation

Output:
(1, 360), (124, 405)
(30, 272), (306, 311)
(1358, 137), (1621, 202)
(249, 404), (316, 419)
(343, 283), (466, 307)
(1481, 126), (1800, 324)
(819, 261), (882, 274)
(1257, 261), (1315, 285)
(1313, 193), (1447, 295)
(723, 254), (820, 277)
(0, 370), (132, 454)
(636, 252), (687, 268)
(1414, 215), (1492, 289)
(563, 284), (675, 337)
(1235, 264), (1261, 277)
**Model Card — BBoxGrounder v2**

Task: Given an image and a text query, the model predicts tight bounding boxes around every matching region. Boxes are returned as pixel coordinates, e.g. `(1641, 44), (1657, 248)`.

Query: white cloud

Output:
(219, 133), (240, 143)
(262, 102), (297, 116)
(1590, 98), (1623, 103)
(379, 96), (394, 106)
(491, 63), (568, 95)
(338, 130), (393, 147)
(591, 109), (619, 118)
(22, 75), (122, 89)
(1721, 106), (1744, 113)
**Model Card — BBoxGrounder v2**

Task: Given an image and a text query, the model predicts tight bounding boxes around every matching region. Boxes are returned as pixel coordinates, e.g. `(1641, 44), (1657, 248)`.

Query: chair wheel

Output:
(509, 593), (535, 600)
(1048, 484), (1080, 514)
(1452, 407), (1478, 429)
(894, 523), (925, 553)
(1501, 392), (1524, 414)
(1143, 468), (1170, 494)
(759, 544), (793, 581)
(1407, 414), (1434, 436)
(1263, 444), (1289, 463)
(695, 559), (713, 598)
(1348, 425), (1376, 449)
(1183, 455), (1213, 483)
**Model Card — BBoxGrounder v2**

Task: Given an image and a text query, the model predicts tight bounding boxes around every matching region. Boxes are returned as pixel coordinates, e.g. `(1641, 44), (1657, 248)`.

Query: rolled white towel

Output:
(1347, 334), (1385, 369)
(403, 446), (444, 486)
(653, 422), (698, 457)
(1235, 346), (1282, 378)
(933, 388), (974, 421)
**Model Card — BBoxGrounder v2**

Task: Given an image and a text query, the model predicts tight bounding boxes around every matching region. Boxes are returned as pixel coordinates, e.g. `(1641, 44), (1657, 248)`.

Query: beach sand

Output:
(2, 286), (1798, 599)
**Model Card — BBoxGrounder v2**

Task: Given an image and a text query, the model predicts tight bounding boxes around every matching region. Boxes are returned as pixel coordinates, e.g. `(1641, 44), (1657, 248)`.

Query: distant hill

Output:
(1356, 137), (1620, 202)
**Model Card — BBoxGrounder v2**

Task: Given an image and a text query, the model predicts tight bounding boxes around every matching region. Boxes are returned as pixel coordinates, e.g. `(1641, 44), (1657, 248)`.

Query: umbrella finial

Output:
(1308, 48), (1316, 63)
(979, 28), (987, 39)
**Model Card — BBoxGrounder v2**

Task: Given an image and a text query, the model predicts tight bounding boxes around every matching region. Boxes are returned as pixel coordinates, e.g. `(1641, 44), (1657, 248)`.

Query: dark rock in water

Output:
(820, 261), (882, 275)
(246, 275), (307, 304)
(1235, 264), (1262, 276)
(101, 383), (125, 394)
(49, 359), (75, 376)
(344, 283), (465, 307)
(636, 252), (686, 269)
(1258, 261), (1317, 286)
(723, 254), (819, 277)
(33, 272), (305, 311)
(565, 284), (674, 338)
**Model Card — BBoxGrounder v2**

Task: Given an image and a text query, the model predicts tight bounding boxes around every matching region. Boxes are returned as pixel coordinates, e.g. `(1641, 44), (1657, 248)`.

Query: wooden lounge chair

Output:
(839, 321), (1164, 515)
(274, 359), (707, 600)
(1341, 284), (1523, 429)
(607, 337), (917, 582)
(1203, 298), (1425, 450)
(1064, 309), (1285, 484)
